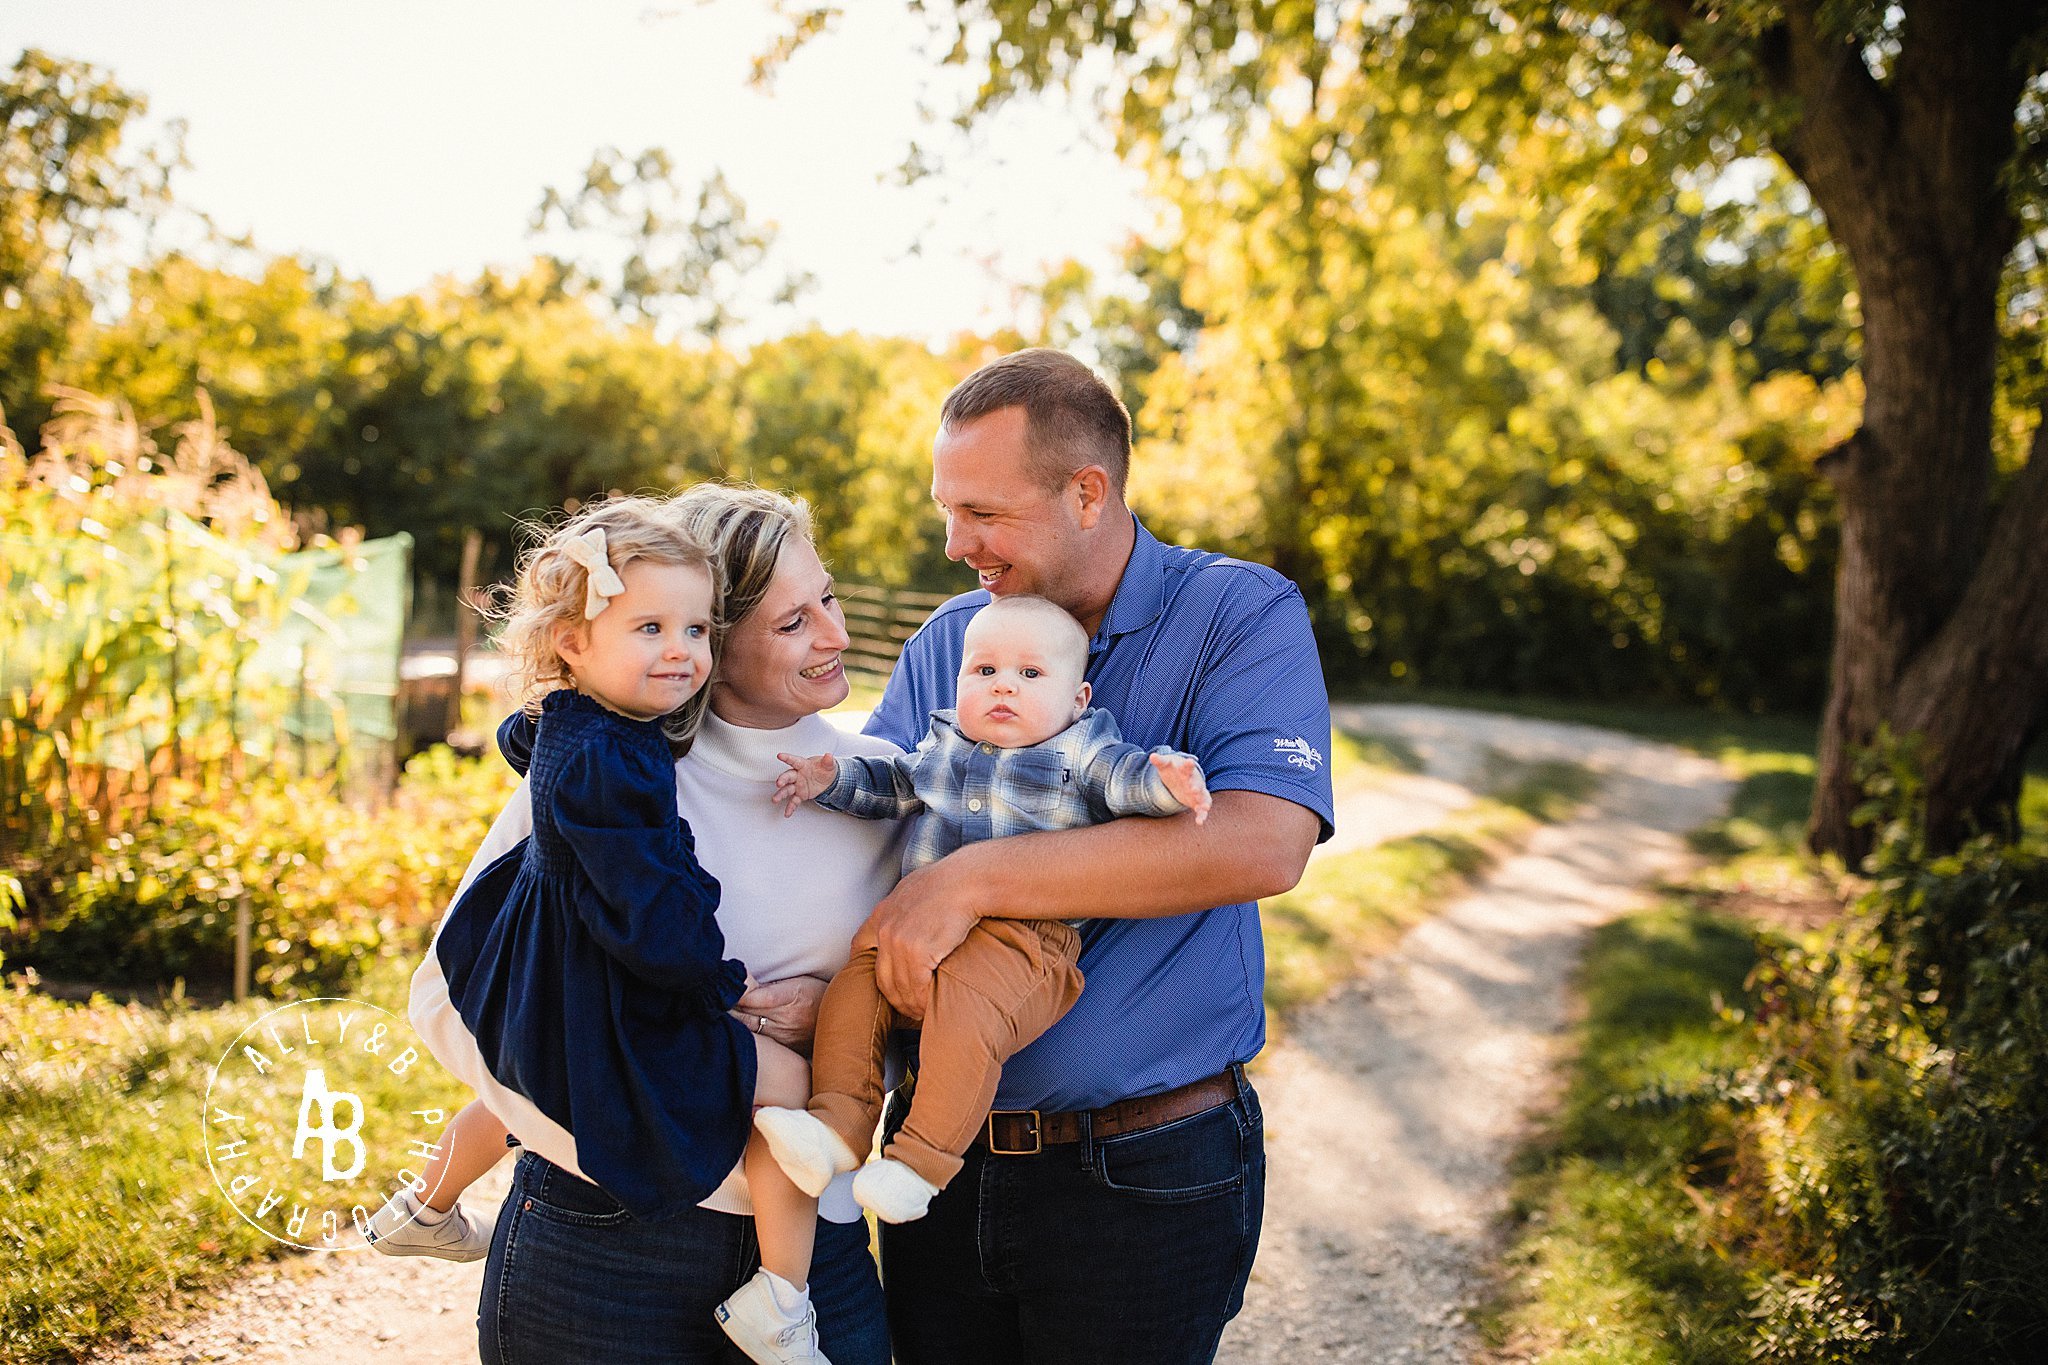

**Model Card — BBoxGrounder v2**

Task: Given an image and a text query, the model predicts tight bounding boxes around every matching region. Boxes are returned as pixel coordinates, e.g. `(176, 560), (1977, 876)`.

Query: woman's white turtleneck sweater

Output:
(410, 708), (907, 1222)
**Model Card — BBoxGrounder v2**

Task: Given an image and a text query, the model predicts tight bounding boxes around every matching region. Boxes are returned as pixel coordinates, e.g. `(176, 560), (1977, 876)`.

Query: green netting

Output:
(244, 533), (412, 749)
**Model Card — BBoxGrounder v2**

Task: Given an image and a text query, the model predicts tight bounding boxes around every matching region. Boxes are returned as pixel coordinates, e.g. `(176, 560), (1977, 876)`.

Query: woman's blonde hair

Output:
(663, 482), (814, 650)
(496, 495), (715, 749)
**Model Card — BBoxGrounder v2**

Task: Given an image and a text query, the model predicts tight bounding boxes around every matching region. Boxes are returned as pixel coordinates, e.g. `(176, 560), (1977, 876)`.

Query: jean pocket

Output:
(1091, 1101), (1248, 1204)
(517, 1156), (634, 1228)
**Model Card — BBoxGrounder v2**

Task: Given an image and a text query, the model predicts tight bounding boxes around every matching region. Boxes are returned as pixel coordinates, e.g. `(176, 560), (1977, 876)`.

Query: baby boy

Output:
(754, 594), (1210, 1222)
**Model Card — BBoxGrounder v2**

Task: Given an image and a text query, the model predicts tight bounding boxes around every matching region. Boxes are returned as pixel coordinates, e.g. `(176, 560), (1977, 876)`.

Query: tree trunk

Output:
(1889, 412), (2048, 848)
(1732, 0), (2048, 861)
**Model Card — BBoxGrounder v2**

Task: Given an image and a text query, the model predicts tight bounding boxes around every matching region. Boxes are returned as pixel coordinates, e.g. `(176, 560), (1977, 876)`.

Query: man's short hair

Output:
(939, 348), (1132, 496)
(966, 594), (1091, 680)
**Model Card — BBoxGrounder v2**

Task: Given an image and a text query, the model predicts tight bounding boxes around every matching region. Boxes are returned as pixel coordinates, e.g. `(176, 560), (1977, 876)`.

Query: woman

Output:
(409, 485), (905, 1364)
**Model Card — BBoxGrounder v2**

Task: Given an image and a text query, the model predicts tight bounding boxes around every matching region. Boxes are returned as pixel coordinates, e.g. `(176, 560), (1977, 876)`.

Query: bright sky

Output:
(3, 0), (1153, 343)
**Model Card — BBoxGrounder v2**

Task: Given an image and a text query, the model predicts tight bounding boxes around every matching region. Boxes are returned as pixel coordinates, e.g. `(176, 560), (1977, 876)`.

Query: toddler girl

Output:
(370, 497), (831, 1364)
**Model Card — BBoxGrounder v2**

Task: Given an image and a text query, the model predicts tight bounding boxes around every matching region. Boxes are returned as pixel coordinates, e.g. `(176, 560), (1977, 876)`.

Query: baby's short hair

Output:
(969, 595), (1090, 678)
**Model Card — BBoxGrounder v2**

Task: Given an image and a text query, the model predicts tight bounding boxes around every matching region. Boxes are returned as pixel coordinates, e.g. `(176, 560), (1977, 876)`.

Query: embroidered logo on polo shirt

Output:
(1273, 736), (1324, 772)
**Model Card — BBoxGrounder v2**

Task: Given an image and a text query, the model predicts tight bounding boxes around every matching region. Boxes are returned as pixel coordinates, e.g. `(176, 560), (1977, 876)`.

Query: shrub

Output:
(1731, 752), (2048, 1359)
(10, 747), (513, 994)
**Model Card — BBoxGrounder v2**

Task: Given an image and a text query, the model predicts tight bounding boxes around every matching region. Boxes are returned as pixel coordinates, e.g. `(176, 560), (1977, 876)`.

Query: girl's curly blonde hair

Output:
(495, 495), (715, 749)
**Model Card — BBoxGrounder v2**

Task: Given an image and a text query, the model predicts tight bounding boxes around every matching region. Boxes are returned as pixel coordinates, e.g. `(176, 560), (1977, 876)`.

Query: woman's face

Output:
(709, 537), (852, 729)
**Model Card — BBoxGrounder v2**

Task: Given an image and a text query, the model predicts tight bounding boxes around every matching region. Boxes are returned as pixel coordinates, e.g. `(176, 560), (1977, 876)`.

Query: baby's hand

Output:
(774, 753), (840, 817)
(1151, 752), (1213, 825)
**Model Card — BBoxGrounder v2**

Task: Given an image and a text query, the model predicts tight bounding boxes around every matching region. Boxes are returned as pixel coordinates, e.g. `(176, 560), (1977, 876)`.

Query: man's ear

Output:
(1070, 465), (1111, 530)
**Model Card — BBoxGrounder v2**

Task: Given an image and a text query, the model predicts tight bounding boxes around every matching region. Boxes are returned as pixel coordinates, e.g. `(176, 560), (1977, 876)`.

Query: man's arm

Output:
(864, 789), (1319, 1018)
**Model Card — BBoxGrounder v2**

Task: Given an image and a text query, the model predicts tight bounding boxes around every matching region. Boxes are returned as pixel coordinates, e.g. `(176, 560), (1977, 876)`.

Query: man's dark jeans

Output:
(880, 1069), (1266, 1364)
(478, 1151), (890, 1364)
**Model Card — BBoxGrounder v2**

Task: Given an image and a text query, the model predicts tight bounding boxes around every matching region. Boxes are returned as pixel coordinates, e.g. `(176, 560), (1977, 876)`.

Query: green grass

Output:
(1, 959), (468, 1362)
(1484, 901), (1764, 1364)
(1475, 700), (1852, 1361)
(1331, 723), (1425, 779)
(1485, 754), (1603, 822)
(1420, 696), (1824, 1360)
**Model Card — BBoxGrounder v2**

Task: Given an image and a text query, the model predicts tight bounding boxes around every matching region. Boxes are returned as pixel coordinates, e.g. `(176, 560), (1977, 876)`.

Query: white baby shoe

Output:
(715, 1268), (832, 1365)
(754, 1107), (860, 1197)
(850, 1157), (941, 1224)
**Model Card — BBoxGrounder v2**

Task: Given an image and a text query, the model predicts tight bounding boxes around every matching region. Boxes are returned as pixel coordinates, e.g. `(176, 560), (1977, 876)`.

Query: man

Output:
(862, 348), (1335, 1363)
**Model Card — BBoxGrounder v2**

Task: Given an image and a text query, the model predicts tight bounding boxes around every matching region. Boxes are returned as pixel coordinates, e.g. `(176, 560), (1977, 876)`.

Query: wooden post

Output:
(295, 651), (309, 778)
(233, 893), (251, 1003)
(452, 528), (484, 737)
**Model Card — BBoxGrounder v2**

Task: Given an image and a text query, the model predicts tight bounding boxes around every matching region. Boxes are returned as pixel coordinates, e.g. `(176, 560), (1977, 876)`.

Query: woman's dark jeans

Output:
(478, 1151), (889, 1364)
(880, 1070), (1266, 1364)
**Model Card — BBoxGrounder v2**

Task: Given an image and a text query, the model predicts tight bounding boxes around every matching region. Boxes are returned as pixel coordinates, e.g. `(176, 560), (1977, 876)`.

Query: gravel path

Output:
(1215, 704), (1732, 1364)
(101, 704), (1729, 1364)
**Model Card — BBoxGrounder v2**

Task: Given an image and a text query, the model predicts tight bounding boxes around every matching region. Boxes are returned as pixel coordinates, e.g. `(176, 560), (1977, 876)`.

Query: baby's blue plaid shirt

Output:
(817, 707), (1193, 874)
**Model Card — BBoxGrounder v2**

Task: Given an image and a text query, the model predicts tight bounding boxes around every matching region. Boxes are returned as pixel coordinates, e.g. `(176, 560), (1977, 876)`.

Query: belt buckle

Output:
(984, 1109), (1041, 1156)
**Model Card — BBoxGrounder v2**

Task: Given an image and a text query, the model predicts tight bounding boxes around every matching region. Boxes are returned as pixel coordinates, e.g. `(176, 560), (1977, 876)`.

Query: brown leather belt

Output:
(975, 1067), (1241, 1156)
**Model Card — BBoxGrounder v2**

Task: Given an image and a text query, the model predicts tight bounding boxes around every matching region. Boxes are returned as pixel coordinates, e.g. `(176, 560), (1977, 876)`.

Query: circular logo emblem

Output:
(203, 998), (450, 1251)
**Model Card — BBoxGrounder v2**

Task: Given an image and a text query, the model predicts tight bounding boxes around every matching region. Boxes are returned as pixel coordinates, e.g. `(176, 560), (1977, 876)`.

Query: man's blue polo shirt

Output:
(866, 515), (1336, 1112)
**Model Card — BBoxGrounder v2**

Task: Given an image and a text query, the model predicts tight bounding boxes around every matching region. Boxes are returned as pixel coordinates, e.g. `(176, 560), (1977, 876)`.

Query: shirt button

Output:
(979, 743), (994, 754)
(968, 798), (983, 813)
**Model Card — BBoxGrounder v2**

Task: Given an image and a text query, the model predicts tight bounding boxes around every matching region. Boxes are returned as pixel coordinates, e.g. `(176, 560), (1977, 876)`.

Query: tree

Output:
(794, 1), (2048, 860)
(531, 149), (813, 343)
(733, 330), (963, 589)
(0, 48), (179, 437)
(74, 251), (364, 467)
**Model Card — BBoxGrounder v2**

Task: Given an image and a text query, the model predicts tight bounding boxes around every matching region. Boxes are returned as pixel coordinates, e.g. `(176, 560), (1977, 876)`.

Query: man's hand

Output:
(1150, 753), (1212, 825)
(773, 753), (839, 817)
(859, 860), (982, 1022)
(734, 975), (830, 1053)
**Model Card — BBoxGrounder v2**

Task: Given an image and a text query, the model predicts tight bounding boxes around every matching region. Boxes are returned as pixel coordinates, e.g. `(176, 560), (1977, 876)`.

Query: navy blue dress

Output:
(437, 689), (755, 1221)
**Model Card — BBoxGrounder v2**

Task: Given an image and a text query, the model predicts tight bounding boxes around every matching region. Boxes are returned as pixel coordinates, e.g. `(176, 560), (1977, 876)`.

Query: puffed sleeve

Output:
(553, 733), (747, 1016)
(497, 710), (538, 777)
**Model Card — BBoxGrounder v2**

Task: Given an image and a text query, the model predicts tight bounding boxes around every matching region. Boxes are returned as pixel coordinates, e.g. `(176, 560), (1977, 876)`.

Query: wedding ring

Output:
(754, 1014), (766, 1034)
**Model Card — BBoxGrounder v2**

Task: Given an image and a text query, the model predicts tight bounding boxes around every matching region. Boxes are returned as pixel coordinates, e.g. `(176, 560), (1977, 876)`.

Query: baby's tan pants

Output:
(806, 917), (1083, 1190)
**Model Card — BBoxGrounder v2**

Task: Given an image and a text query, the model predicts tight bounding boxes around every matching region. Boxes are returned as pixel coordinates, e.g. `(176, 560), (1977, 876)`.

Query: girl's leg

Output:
(422, 1099), (510, 1212)
(746, 1036), (817, 1288)
(367, 1098), (500, 1259)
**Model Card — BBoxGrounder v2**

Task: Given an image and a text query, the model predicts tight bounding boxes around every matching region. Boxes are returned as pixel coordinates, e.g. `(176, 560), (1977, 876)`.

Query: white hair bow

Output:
(562, 527), (626, 619)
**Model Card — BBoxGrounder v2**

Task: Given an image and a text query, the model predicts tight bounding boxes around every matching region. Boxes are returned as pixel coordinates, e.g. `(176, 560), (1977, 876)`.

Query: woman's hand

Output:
(734, 975), (830, 1053)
